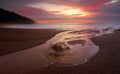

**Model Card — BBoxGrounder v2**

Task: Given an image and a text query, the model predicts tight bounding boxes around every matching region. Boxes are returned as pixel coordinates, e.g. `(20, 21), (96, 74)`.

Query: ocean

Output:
(1, 23), (120, 30)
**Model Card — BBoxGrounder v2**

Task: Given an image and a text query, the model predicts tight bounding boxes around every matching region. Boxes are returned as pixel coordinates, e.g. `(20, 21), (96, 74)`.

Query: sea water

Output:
(1, 23), (120, 30)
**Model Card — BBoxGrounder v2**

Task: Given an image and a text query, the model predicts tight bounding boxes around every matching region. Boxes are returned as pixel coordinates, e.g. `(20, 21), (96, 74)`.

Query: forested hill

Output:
(0, 8), (35, 24)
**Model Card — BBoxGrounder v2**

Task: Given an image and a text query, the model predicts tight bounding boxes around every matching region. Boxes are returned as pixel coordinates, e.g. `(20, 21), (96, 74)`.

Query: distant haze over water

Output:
(1, 23), (120, 30)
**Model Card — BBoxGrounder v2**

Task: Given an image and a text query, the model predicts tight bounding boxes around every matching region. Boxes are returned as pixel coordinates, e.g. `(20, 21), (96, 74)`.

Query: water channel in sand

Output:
(0, 28), (115, 73)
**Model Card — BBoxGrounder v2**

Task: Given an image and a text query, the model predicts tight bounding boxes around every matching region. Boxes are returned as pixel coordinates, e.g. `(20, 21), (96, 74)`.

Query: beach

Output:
(27, 29), (120, 74)
(1, 0), (120, 73)
(0, 28), (63, 55)
(0, 27), (120, 74)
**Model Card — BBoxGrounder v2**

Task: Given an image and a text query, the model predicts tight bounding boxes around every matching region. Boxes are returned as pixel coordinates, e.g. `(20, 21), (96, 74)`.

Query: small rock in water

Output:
(52, 42), (70, 52)
(48, 42), (71, 57)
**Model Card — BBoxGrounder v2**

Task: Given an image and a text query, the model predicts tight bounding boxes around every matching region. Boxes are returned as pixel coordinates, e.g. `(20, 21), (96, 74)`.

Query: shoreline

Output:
(27, 29), (120, 74)
(0, 28), (63, 56)
(0, 28), (120, 74)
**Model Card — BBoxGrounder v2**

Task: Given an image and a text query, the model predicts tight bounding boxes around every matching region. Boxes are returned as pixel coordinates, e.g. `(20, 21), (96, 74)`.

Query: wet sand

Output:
(0, 28), (63, 55)
(0, 27), (120, 74)
(28, 30), (120, 74)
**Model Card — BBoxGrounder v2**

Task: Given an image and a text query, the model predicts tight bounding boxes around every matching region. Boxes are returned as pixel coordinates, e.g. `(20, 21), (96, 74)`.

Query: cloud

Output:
(0, 0), (120, 24)
(104, 0), (119, 5)
(27, 2), (89, 17)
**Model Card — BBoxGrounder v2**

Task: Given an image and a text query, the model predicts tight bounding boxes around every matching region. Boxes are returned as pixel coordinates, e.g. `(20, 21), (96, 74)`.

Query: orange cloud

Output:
(28, 3), (89, 17)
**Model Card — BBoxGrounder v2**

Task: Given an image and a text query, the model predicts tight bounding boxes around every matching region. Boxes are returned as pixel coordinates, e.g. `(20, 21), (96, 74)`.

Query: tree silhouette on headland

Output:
(0, 8), (35, 24)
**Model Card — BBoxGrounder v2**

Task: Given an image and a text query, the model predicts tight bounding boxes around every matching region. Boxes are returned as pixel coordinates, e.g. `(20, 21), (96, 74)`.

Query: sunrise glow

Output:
(55, 8), (88, 16)
(23, 0), (120, 24)
(28, 3), (89, 17)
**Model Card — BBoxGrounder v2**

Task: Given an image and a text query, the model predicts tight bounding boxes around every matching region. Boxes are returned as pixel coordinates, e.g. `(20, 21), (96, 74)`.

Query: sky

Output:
(0, 0), (120, 24)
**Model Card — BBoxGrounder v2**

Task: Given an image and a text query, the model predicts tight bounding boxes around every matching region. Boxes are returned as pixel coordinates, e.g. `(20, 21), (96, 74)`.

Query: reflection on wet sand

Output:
(47, 29), (100, 66)
(1, 28), (114, 73)
(68, 40), (86, 45)
(68, 29), (100, 34)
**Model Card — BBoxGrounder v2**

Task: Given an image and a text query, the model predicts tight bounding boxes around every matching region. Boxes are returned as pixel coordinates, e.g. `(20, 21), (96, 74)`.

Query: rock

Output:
(103, 27), (113, 32)
(52, 42), (70, 52)
(48, 42), (71, 57)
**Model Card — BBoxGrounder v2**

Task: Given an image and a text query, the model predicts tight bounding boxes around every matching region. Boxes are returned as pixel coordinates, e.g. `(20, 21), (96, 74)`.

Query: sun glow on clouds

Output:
(27, 3), (89, 17)
(105, 0), (119, 4)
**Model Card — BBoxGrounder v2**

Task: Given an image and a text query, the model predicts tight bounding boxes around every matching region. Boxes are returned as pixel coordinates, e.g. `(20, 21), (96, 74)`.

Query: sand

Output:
(0, 28), (120, 74)
(27, 30), (120, 74)
(0, 28), (63, 55)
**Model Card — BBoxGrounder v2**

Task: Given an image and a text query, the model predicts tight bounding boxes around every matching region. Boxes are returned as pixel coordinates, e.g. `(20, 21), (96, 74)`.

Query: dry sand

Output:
(27, 30), (120, 74)
(0, 28), (63, 55)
